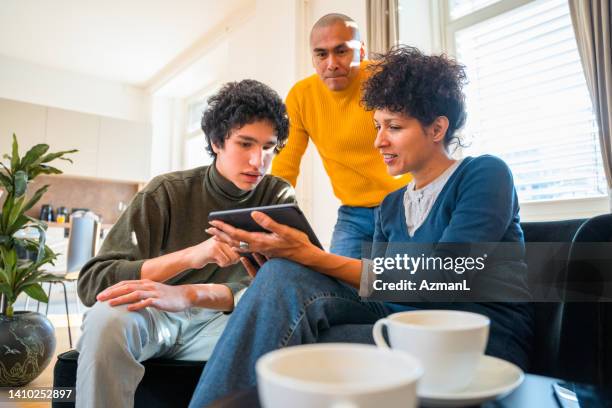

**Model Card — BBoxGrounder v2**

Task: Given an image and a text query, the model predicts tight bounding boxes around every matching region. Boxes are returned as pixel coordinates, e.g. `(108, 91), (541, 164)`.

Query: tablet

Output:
(208, 203), (323, 249)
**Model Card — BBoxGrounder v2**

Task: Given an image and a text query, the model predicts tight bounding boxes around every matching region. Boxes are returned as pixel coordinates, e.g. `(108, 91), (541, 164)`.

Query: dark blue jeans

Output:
(329, 205), (378, 259)
(188, 259), (393, 407)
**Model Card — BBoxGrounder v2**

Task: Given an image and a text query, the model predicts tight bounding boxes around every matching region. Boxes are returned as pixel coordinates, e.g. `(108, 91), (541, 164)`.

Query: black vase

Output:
(0, 311), (56, 387)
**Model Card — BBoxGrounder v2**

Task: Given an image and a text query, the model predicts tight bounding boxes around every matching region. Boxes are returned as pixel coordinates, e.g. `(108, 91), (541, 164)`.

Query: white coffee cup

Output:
(256, 343), (423, 408)
(373, 310), (489, 393)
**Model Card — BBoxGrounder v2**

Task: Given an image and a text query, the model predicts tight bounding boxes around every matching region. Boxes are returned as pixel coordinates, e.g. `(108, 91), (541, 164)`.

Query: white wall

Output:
(398, 0), (441, 53)
(0, 55), (150, 123)
(150, 97), (175, 177)
(149, 0), (301, 177)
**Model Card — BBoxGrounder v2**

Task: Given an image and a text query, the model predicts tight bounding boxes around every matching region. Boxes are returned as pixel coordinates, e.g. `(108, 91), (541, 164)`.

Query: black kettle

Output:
(39, 204), (54, 222)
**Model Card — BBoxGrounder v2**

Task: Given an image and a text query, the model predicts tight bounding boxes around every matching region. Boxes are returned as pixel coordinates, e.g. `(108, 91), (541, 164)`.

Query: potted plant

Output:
(0, 134), (75, 387)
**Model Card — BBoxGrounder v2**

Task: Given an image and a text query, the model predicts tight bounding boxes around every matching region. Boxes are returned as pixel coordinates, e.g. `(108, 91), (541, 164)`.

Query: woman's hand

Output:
(96, 279), (194, 312)
(206, 211), (321, 264)
(240, 252), (268, 277)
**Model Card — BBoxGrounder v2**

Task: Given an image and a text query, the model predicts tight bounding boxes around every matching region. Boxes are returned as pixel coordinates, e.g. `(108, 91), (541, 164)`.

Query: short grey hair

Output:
(310, 13), (361, 44)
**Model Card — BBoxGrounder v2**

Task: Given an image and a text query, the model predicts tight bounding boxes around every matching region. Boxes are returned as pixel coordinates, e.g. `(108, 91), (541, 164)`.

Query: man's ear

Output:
(360, 42), (366, 61)
(211, 142), (221, 155)
(431, 116), (450, 143)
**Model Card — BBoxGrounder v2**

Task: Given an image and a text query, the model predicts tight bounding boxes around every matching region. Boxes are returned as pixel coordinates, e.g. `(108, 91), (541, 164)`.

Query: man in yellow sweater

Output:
(271, 13), (410, 259)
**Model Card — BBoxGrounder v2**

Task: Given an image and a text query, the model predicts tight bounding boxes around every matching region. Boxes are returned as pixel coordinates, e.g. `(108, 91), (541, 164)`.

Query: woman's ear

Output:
(430, 116), (450, 144)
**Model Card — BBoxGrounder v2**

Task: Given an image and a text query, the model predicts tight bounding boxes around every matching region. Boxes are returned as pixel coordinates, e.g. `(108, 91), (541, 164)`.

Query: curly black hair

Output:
(202, 79), (289, 157)
(362, 46), (467, 147)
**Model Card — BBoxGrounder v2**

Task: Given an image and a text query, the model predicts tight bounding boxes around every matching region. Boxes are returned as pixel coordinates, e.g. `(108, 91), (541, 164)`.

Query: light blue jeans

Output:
(188, 259), (394, 407)
(329, 206), (378, 259)
(76, 301), (229, 408)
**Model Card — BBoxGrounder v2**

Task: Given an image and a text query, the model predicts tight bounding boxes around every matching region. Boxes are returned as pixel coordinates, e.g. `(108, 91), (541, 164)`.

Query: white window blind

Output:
(454, 0), (606, 202)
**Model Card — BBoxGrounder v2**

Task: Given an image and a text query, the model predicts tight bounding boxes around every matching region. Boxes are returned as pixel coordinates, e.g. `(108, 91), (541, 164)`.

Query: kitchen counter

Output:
(46, 221), (114, 231)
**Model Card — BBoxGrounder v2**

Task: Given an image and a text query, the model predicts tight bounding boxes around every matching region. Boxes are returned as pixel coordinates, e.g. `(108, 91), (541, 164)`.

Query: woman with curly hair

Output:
(190, 47), (533, 406)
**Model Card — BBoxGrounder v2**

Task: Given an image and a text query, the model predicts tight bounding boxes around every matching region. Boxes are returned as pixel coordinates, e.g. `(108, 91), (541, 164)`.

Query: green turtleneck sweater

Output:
(77, 164), (296, 307)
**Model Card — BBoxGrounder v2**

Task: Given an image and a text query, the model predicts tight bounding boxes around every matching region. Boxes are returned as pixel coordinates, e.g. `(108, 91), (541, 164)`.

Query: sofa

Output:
(52, 214), (612, 407)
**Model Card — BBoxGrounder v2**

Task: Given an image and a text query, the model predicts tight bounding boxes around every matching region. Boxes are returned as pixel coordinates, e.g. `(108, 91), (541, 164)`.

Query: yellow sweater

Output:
(272, 61), (411, 207)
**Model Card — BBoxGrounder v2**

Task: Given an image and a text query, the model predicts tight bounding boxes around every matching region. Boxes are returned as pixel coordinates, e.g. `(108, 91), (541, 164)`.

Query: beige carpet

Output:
(1, 315), (82, 408)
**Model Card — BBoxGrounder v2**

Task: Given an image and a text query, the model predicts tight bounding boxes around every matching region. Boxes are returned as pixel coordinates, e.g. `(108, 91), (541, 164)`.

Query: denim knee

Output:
(253, 258), (337, 296)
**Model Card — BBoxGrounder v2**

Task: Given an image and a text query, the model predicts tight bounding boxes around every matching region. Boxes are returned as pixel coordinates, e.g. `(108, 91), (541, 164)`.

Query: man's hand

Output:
(188, 236), (242, 269)
(96, 279), (195, 312)
(139, 237), (241, 283)
(206, 211), (322, 264)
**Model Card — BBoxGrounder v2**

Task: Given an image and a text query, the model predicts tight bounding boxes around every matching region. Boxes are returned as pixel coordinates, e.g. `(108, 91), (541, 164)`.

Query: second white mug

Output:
(373, 309), (490, 393)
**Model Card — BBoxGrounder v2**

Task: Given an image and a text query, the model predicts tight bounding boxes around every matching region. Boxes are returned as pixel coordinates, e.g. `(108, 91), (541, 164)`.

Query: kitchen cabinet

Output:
(0, 98), (46, 156)
(98, 117), (151, 182)
(0, 98), (151, 182)
(46, 108), (100, 177)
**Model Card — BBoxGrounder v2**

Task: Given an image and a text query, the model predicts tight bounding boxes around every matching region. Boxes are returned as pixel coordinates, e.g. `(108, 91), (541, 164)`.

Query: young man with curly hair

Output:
(74, 80), (295, 408)
(189, 47), (533, 406)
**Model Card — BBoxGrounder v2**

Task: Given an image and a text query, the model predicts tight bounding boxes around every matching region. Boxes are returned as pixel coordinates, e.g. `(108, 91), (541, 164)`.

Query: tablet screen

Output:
(208, 203), (323, 249)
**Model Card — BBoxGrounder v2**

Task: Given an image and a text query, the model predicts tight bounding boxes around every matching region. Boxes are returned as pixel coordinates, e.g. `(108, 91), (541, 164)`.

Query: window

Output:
(182, 87), (218, 169)
(445, 0), (607, 207)
(186, 99), (208, 134)
(448, 0), (503, 20)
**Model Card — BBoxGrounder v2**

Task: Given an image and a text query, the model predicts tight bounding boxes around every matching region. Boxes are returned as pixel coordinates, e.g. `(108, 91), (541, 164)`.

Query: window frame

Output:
(439, 0), (609, 221)
(181, 83), (220, 169)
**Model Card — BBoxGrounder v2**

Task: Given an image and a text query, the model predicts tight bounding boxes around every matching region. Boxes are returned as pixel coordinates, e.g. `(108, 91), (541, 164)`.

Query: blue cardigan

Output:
(374, 155), (534, 369)
(375, 155), (523, 244)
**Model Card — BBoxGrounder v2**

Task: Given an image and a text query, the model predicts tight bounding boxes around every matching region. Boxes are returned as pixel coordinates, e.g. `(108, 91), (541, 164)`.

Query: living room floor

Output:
(1, 283), (84, 408)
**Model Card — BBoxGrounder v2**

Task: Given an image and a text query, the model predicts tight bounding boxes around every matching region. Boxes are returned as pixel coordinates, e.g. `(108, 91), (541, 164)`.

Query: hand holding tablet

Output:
(207, 204), (323, 265)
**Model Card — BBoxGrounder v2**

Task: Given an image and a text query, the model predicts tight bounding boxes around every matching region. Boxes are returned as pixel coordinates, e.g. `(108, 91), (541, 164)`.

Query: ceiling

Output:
(0, 0), (249, 87)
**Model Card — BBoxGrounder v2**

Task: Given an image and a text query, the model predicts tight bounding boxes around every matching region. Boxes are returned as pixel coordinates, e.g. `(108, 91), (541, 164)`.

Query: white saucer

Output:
(418, 355), (524, 407)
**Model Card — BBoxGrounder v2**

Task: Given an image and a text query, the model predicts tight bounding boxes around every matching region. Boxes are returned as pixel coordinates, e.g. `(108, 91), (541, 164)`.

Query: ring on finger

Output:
(239, 241), (250, 250)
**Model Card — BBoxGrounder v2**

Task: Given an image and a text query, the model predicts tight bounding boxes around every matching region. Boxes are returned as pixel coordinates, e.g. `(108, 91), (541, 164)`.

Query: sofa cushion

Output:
(560, 214), (612, 387)
(52, 350), (205, 408)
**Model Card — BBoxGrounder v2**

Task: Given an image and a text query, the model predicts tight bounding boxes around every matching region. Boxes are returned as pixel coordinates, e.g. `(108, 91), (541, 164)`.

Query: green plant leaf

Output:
(15, 268), (43, 287)
(7, 195), (26, 231)
(34, 224), (46, 262)
(21, 144), (49, 170)
(17, 271), (58, 292)
(0, 282), (12, 299)
(23, 283), (48, 303)
(0, 247), (18, 286)
(0, 160), (11, 177)
(13, 260), (32, 287)
(1, 247), (17, 269)
(10, 134), (19, 171)
(29, 165), (63, 179)
(1, 201), (10, 231)
(6, 215), (30, 237)
(0, 171), (11, 191)
(38, 149), (77, 165)
(13, 170), (27, 197)
(21, 185), (49, 214)
(0, 264), (11, 284)
(25, 216), (48, 229)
